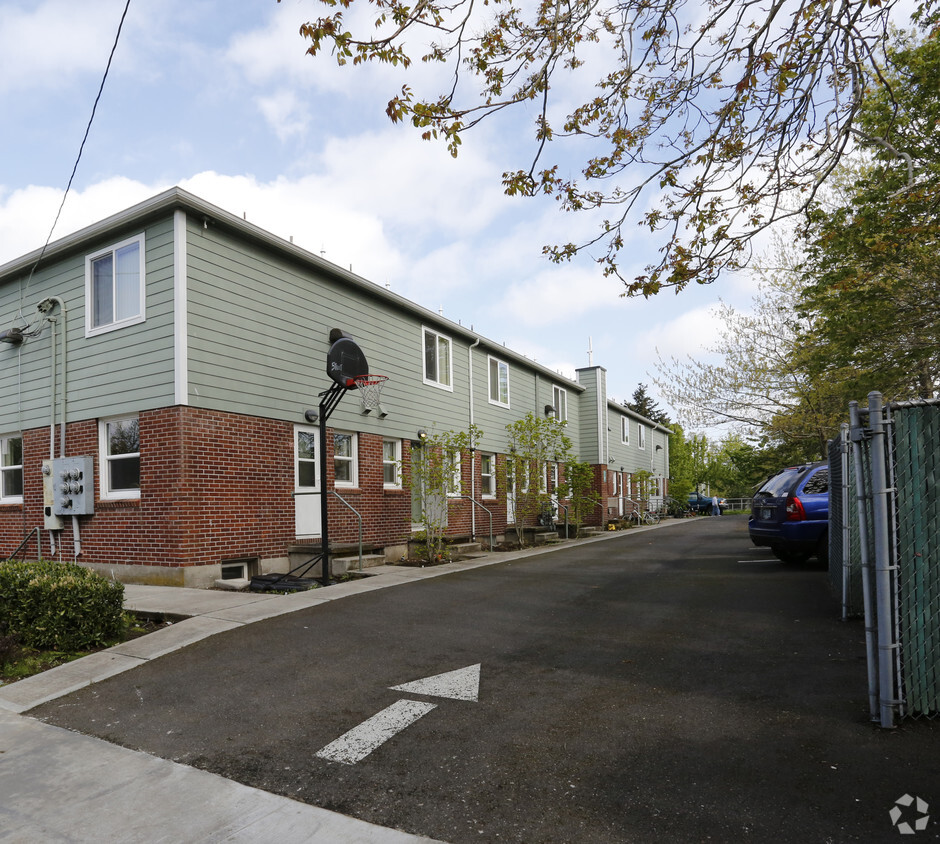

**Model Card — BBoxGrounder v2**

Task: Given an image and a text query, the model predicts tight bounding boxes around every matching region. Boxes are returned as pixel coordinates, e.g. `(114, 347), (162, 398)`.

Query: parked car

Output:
(748, 462), (829, 564)
(687, 492), (727, 514)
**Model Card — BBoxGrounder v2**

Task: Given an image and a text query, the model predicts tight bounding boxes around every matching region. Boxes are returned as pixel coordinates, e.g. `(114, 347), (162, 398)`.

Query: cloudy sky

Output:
(0, 0), (759, 425)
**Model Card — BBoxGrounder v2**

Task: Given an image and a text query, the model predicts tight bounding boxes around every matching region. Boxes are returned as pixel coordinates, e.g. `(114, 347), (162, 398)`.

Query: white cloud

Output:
(634, 304), (724, 365)
(0, 177), (157, 267)
(256, 91), (310, 142)
(0, 0), (129, 93)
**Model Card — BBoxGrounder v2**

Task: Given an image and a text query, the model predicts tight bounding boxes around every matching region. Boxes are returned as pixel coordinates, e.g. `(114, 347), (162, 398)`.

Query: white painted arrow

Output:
(315, 664), (480, 765)
(390, 663), (481, 701)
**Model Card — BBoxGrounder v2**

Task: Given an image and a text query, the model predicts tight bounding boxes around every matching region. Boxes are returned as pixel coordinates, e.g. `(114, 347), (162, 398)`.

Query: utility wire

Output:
(22, 0), (133, 309)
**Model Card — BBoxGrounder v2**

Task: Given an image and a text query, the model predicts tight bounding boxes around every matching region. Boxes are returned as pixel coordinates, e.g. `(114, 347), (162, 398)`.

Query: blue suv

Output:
(748, 462), (829, 564)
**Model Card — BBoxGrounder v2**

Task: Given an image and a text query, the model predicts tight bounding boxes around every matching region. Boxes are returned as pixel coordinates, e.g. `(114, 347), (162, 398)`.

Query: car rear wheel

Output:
(772, 547), (810, 565)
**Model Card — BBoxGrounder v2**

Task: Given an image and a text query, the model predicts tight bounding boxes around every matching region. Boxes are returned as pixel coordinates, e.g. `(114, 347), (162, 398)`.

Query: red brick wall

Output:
(0, 408), (601, 570)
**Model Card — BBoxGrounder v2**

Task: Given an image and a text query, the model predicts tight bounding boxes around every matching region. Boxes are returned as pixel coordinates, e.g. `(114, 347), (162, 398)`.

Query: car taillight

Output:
(786, 496), (806, 521)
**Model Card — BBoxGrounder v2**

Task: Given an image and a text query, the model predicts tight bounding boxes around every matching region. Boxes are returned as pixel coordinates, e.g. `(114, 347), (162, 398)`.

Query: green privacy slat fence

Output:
(891, 403), (940, 718)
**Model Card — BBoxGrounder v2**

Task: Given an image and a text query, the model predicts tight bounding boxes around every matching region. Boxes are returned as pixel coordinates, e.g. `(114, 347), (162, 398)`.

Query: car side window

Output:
(802, 469), (829, 495)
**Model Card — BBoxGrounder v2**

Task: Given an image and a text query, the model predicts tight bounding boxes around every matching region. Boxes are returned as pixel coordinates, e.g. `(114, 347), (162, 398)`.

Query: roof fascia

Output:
(0, 187), (583, 392)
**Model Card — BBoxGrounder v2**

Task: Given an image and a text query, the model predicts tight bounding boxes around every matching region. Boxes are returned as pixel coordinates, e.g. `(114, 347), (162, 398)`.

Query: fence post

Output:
(868, 391), (897, 728)
(849, 401), (879, 723)
(839, 424), (850, 620)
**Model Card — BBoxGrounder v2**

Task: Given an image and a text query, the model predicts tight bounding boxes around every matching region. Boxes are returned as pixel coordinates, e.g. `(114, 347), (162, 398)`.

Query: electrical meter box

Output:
(52, 456), (95, 516)
(41, 460), (64, 529)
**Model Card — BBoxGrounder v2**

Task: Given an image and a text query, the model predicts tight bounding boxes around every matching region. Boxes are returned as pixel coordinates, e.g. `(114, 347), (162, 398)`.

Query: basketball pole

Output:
(318, 382), (348, 587)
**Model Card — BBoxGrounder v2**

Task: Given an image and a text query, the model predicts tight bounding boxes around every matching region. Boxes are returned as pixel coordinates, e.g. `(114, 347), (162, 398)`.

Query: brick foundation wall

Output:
(0, 408), (594, 577)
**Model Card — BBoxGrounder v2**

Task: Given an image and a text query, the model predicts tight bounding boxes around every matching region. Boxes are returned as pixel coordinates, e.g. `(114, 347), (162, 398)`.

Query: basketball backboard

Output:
(326, 333), (369, 388)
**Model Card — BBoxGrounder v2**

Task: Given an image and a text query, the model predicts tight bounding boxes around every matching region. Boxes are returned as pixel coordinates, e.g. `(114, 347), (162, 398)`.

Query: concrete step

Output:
(332, 554), (387, 573)
(448, 542), (483, 558)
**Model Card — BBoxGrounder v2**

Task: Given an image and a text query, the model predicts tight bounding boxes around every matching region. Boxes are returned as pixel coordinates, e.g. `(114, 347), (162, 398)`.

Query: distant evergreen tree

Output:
(624, 384), (671, 426)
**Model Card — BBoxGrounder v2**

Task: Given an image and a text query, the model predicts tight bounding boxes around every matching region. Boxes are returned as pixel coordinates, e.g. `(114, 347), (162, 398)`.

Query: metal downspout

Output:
(468, 338), (481, 540)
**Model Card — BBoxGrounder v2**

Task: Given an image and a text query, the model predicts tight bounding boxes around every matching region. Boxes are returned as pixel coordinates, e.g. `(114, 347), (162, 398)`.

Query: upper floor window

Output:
(383, 439), (402, 488)
(488, 356), (510, 407)
(423, 327), (452, 389)
(621, 416), (630, 445)
(637, 424), (647, 449)
(480, 453), (496, 498)
(0, 435), (23, 503)
(100, 416), (140, 499)
(333, 432), (358, 486)
(552, 386), (567, 422)
(86, 234), (145, 336)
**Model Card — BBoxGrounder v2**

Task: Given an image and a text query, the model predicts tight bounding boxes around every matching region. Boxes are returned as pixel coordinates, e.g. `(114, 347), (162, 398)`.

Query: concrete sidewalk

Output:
(0, 520), (692, 843)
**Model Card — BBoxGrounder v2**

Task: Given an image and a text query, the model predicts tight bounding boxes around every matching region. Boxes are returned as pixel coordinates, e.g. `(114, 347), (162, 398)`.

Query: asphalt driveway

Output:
(33, 517), (940, 842)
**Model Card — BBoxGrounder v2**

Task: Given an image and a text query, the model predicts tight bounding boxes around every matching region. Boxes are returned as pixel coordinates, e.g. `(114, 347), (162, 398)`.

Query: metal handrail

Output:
(457, 495), (493, 551)
(8, 527), (41, 562)
(330, 490), (363, 571)
(291, 490), (363, 571)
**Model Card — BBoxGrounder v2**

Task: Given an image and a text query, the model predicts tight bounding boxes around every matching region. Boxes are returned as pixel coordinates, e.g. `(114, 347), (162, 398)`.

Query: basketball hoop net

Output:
(353, 374), (388, 414)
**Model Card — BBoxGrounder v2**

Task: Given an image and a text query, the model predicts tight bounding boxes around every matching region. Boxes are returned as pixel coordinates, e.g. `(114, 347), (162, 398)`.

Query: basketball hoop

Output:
(353, 374), (388, 415)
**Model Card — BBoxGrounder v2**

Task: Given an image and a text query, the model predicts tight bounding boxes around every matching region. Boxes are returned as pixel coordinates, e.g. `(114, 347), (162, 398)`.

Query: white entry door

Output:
(294, 425), (322, 537)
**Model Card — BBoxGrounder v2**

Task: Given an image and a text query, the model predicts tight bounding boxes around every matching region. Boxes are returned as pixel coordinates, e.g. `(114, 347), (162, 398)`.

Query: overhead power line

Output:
(23, 0), (133, 305)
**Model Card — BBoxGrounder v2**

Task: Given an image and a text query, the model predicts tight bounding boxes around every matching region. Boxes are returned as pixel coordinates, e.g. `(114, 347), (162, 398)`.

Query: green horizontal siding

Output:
(185, 219), (581, 454)
(0, 217), (176, 433)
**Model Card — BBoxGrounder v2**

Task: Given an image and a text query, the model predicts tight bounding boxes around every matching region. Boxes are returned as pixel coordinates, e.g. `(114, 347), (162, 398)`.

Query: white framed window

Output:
(86, 234), (145, 336)
(423, 327), (453, 389)
(488, 356), (510, 407)
(99, 416), (140, 500)
(552, 386), (567, 422)
(638, 424), (647, 449)
(446, 449), (462, 496)
(0, 435), (23, 503)
(480, 452), (496, 497)
(383, 439), (402, 488)
(621, 417), (630, 445)
(333, 432), (358, 486)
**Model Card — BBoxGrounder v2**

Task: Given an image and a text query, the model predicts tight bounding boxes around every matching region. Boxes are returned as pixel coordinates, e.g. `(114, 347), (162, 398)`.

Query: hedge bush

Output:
(0, 560), (125, 651)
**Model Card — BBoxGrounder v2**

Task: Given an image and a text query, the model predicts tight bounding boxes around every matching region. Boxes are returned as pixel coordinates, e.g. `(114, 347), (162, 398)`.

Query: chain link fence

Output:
(831, 394), (939, 727)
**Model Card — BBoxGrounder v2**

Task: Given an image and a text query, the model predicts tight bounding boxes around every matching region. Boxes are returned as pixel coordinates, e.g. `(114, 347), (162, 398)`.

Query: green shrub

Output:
(0, 560), (125, 651)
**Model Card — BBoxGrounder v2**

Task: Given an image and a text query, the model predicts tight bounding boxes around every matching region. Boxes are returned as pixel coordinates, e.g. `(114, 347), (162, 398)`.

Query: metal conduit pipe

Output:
(39, 297), (67, 458)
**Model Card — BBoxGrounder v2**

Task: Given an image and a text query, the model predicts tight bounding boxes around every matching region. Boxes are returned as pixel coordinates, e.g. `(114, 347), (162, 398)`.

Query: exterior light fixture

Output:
(304, 409), (319, 424)
(0, 328), (24, 345)
(544, 404), (556, 417)
(416, 429), (428, 441)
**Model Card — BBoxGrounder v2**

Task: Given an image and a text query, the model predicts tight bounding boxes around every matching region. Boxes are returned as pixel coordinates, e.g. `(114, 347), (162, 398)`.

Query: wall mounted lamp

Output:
(0, 328), (24, 345)
(304, 409), (319, 424)
(416, 429), (428, 441)
(544, 404), (557, 417)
